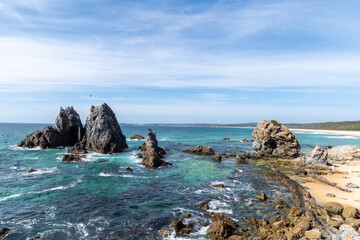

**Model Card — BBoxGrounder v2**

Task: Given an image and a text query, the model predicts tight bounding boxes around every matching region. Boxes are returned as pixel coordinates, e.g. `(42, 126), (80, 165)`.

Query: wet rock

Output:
(346, 182), (360, 188)
(27, 169), (37, 174)
(18, 106), (84, 149)
(135, 153), (143, 158)
(227, 235), (247, 240)
(295, 169), (308, 176)
(305, 228), (322, 239)
(256, 192), (267, 201)
(222, 138), (230, 141)
(342, 207), (359, 219)
(288, 207), (303, 218)
(242, 139), (254, 143)
(213, 183), (224, 189)
(62, 154), (84, 162)
(211, 154), (222, 162)
(75, 103), (128, 154)
(0, 228), (9, 239)
(182, 145), (215, 155)
(225, 153), (236, 158)
(125, 167), (133, 172)
(170, 219), (186, 233)
(207, 213), (238, 240)
(238, 195), (247, 200)
(68, 145), (88, 154)
(130, 134), (145, 140)
(29, 235), (41, 240)
(300, 145), (328, 167)
(251, 120), (301, 158)
(180, 213), (190, 220)
(326, 193), (336, 198)
(323, 202), (344, 215)
(327, 145), (360, 161)
(197, 199), (212, 210)
(236, 155), (248, 164)
(140, 129), (170, 168)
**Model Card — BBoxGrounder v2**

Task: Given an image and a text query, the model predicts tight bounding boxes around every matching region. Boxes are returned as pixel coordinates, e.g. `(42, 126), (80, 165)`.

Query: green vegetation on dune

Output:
(286, 121), (360, 131)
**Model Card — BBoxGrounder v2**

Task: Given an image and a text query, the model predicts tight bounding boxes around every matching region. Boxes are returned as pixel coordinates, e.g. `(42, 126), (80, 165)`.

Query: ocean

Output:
(1, 123), (359, 239)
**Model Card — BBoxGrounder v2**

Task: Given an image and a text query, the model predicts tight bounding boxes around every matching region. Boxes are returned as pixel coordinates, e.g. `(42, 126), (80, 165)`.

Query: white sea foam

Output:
(99, 172), (114, 177)
(208, 199), (233, 214)
(9, 145), (41, 151)
(31, 179), (82, 194)
(326, 135), (358, 139)
(0, 193), (22, 202)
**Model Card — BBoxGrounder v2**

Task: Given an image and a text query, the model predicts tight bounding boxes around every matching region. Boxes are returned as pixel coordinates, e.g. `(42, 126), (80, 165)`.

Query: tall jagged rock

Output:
(140, 129), (170, 168)
(252, 120), (301, 158)
(18, 107), (84, 149)
(74, 103), (128, 154)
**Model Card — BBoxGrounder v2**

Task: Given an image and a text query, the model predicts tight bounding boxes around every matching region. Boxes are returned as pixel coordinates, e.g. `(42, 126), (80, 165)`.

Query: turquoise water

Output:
(0, 124), (359, 239)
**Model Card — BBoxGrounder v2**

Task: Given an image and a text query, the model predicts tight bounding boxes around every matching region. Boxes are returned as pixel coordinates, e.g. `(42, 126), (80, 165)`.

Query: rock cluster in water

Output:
(252, 120), (301, 158)
(18, 103), (128, 160)
(182, 145), (215, 155)
(18, 107), (84, 149)
(140, 129), (170, 168)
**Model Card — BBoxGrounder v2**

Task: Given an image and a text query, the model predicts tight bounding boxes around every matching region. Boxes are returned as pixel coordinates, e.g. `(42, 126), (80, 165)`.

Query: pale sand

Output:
(290, 128), (360, 136)
(303, 160), (360, 209)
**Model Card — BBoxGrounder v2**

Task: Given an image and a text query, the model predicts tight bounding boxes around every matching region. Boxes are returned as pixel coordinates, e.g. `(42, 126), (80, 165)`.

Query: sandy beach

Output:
(303, 160), (360, 209)
(290, 128), (360, 136)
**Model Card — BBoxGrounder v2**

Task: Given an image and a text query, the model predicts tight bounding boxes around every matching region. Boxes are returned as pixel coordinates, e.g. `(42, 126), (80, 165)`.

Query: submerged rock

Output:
(182, 145), (215, 155)
(130, 134), (145, 140)
(73, 103), (128, 154)
(251, 120), (301, 158)
(18, 107), (84, 149)
(140, 129), (170, 168)
(211, 154), (222, 162)
(62, 154), (84, 162)
(27, 169), (37, 174)
(0, 228), (10, 239)
(236, 151), (257, 164)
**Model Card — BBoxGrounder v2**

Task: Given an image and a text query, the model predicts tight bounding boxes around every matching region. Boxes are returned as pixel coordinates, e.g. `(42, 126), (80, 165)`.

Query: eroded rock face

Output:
(301, 145), (328, 167)
(18, 107), (84, 149)
(206, 213), (238, 240)
(75, 103), (128, 154)
(251, 120), (301, 158)
(182, 146), (215, 155)
(140, 129), (170, 168)
(327, 145), (360, 161)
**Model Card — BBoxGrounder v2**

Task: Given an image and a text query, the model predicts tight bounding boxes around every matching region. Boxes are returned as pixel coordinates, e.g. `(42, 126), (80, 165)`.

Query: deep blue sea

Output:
(1, 123), (360, 239)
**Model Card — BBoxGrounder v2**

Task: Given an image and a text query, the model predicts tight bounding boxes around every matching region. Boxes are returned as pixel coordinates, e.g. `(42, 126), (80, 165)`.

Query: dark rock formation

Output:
(125, 167), (133, 172)
(27, 169), (37, 174)
(130, 134), (145, 140)
(236, 151), (258, 164)
(300, 145), (328, 167)
(73, 103), (128, 154)
(140, 129), (170, 168)
(242, 139), (254, 143)
(18, 107), (84, 149)
(211, 154), (222, 162)
(62, 154), (84, 162)
(206, 213), (238, 240)
(252, 120), (301, 158)
(0, 228), (10, 239)
(197, 199), (212, 211)
(182, 146), (215, 155)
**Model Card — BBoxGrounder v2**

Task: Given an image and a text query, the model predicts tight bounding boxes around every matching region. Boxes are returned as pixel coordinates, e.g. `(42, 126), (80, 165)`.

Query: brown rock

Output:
(342, 207), (359, 219)
(213, 183), (224, 189)
(130, 134), (145, 140)
(211, 154), (222, 162)
(328, 215), (344, 228)
(288, 207), (303, 218)
(305, 228), (322, 239)
(125, 167), (133, 172)
(206, 213), (238, 240)
(227, 235), (247, 240)
(140, 129), (170, 168)
(27, 169), (37, 174)
(135, 153), (143, 158)
(197, 199), (212, 210)
(182, 145), (215, 155)
(256, 192), (267, 201)
(62, 154), (84, 162)
(323, 202), (344, 215)
(346, 218), (360, 229)
(180, 213), (190, 220)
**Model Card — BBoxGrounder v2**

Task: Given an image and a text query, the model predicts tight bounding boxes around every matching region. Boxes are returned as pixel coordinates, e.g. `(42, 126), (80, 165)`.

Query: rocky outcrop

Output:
(72, 103), (128, 154)
(18, 107), (84, 149)
(62, 154), (84, 162)
(211, 154), (222, 162)
(327, 145), (360, 161)
(301, 145), (328, 167)
(236, 151), (258, 164)
(252, 120), (301, 158)
(140, 129), (170, 168)
(206, 213), (238, 240)
(130, 134), (145, 140)
(182, 146), (215, 155)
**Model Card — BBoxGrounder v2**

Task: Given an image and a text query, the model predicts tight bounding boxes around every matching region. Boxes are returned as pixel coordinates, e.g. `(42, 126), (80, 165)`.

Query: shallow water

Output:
(0, 123), (359, 239)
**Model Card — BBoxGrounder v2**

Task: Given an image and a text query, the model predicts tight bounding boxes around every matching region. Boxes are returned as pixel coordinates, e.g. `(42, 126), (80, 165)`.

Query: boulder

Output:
(251, 120), (301, 158)
(323, 202), (344, 215)
(62, 154), (84, 162)
(74, 103), (128, 154)
(236, 152), (257, 164)
(140, 129), (170, 168)
(256, 192), (267, 201)
(301, 145), (328, 167)
(327, 145), (360, 161)
(27, 169), (37, 174)
(342, 207), (359, 219)
(305, 228), (322, 239)
(206, 213), (238, 240)
(182, 146), (215, 155)
(130, 134), (145, 140)
(211, 154), (222, 162)
(18, 107), (84, 149)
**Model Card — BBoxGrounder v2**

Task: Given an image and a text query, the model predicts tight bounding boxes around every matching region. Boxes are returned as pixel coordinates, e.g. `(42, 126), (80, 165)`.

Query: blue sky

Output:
(1, 0), (360, 123)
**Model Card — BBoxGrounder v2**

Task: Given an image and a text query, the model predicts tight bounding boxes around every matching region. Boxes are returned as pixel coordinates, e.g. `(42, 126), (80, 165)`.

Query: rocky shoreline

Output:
(9, 115), (360, 239)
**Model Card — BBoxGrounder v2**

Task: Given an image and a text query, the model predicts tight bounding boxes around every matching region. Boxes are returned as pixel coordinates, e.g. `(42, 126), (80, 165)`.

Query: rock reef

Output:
(252, 120), (301, 158)
(140, 129), (170, 168)
(182, 145), (215, 155)
(18, 107), (84, 149)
